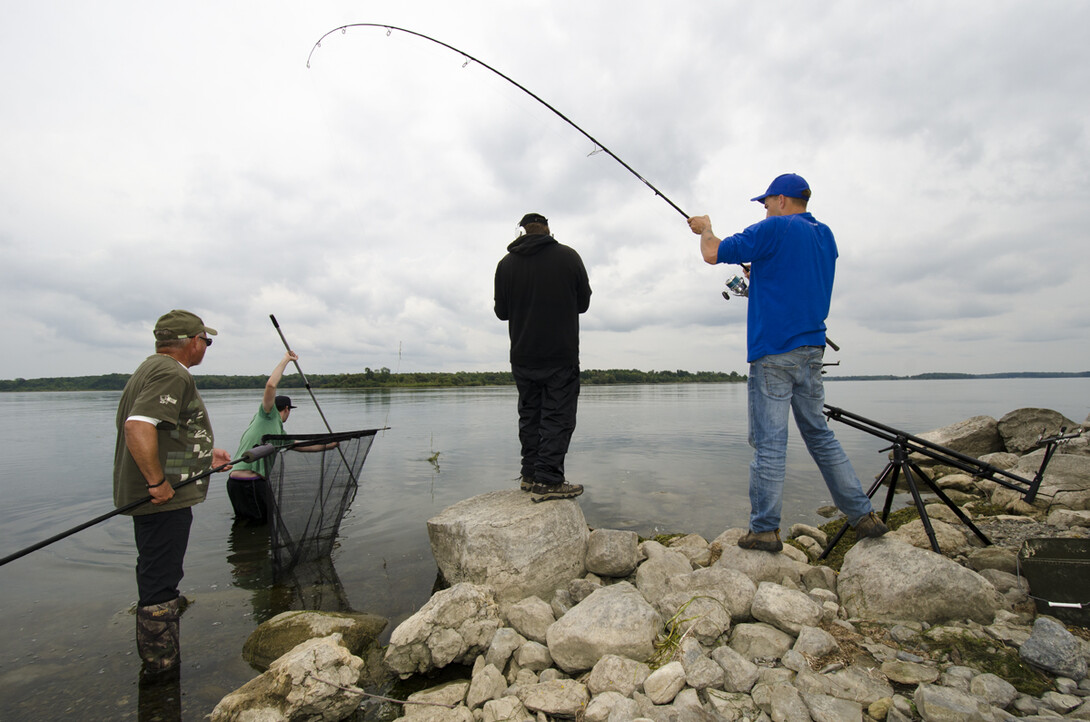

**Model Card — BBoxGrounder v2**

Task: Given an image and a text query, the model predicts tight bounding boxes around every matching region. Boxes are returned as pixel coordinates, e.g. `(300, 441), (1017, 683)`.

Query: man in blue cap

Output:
(688, 174), (887, 551)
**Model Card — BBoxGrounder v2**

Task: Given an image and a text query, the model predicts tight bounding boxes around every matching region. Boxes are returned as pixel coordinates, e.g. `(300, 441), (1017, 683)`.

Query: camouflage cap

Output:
(153, 309), (218, 340)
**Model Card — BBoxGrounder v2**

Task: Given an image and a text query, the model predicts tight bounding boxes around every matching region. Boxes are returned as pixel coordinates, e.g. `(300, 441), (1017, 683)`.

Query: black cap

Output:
(274, 395), (296, 411)
(518, 213), (548, 227)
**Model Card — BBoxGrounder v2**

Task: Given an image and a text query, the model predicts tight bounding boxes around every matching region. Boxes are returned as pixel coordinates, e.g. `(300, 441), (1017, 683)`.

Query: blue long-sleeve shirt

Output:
(717, 212), (833, 363)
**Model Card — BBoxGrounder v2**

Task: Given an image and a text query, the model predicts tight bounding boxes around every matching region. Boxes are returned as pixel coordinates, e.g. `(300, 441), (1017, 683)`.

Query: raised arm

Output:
(262, 351), (299, 414)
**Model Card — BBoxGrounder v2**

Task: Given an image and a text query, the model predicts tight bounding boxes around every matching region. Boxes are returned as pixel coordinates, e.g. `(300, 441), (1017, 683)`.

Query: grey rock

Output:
(546, 582), (661, 673)
(585, 653), (651, 697)
(914, 415), (1003, 460)
(998, 408), (1079, 454)
(643, 660), (687, 704)
(505, 596), (554, 644)
(678, 638), (724, 690)
(386, 583), (503, 677)
(570, 577), (603, 603)
(586, 528), (641, 577)
(769, 682), (810, 722)
(880, 659), (940, 685)
(514, 641), (552, 672)
(969, 673), (1018, 710)
(965, 547), (1019, 576)
(793, 626), (840, 660)
(802, 565), (838, 595)
(241, 609), (388, 671)
(711, 644), (761, 693)
(516, 679), (590, 718)
(467, 663), (507, 709)
(485, 626), (526, 671)
(635, 547), (694, 609)
(751, 581), (824, 636)
(211, 634), (364, 722)
(481, 696), (533, 722)
(427, 490), (588, 604)
(793, 666), (894, 706)
(914, 683), (994, 722)
(584, 691), (628, 722)
(728, 622), (796, 663)
(704, 688), (762, 720)
(802, 690), (864, 722)
(1019, 616), (1088, 679)
(838, 538), (1003, 624)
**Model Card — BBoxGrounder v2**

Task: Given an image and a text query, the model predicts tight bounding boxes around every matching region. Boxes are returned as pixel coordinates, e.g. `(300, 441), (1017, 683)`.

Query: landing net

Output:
(260, 428), (381, 573)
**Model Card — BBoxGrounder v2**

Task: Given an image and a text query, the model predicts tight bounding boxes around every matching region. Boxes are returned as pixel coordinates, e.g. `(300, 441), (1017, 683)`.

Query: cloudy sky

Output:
(2, 1), (1088, 380)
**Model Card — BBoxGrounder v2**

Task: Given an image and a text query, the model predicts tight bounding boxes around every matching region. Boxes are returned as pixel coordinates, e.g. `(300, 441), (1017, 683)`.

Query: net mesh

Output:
(260, 429), (380, 573)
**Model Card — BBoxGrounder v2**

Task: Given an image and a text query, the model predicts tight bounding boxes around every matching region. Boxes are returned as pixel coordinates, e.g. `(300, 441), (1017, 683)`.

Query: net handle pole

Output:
(269, 315), (359, 484)
(0, 445), (276, 568)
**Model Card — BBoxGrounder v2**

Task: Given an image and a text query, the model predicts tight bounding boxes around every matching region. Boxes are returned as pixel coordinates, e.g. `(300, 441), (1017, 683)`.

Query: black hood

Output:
(506, 233), (557, 256)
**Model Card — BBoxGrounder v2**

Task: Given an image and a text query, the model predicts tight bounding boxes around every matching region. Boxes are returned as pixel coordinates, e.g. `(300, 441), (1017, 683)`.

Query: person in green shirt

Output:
(227, 350), (298, 524)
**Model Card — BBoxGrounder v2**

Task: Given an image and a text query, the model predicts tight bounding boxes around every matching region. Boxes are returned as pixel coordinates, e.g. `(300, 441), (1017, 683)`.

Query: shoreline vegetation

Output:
(0, 370), (1088, 393)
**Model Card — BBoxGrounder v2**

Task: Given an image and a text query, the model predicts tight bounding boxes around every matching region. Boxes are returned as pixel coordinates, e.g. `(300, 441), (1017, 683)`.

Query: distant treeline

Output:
(0, 368), (747, 392)
(826, 371), (1090, 381)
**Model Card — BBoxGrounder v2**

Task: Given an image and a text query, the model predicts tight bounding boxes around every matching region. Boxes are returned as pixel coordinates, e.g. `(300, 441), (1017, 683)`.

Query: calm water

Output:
(0, 379), (1087, 720)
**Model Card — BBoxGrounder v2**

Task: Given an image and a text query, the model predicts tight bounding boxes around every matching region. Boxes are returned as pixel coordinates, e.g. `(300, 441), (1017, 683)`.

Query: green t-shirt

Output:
(113, 354), (214, 515)
(230, 403), (285, 479)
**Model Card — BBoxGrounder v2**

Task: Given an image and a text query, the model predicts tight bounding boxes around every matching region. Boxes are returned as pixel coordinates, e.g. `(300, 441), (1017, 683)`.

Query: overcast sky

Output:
(2, 1), (1088, 380)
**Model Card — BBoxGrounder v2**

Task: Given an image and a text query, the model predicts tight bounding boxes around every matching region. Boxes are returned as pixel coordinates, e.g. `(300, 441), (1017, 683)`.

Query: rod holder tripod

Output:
(818, 405), (1077, 557)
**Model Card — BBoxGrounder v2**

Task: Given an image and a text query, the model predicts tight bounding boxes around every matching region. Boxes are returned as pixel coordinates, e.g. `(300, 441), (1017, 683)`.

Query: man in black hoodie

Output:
(495, 213), (592, 502)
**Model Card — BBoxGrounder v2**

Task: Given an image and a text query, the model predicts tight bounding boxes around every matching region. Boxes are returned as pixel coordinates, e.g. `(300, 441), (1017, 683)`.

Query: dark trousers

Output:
(226, 477), (271, 525)
(133, 507), (193, 607)
(513, 364), (580, 485)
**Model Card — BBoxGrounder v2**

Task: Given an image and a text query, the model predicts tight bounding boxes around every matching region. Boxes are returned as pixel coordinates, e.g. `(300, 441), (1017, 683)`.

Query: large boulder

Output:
(427, 490), (588, 603)
(913, 415), (1003, 461)
(837, 538), (1002, 624)
(1013, 449), (1090, 510)
(385, 583), (502, 677)
(211, 634), (363, 722)
(545, 582), (661, 673)
(998, 408), (1080, 454)
(241, 610), (387, 671)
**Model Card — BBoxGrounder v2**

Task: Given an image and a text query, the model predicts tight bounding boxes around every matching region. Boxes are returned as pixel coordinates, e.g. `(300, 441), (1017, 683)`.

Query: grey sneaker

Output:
(737, 529), (783, 552)
(519, 475), (534, 491)
(531, 481), (584, 503)
(853, 512), (889, 539)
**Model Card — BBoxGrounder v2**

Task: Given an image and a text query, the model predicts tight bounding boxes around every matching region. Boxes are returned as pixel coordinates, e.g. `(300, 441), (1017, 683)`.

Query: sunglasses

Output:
(192, 335), (213, 347)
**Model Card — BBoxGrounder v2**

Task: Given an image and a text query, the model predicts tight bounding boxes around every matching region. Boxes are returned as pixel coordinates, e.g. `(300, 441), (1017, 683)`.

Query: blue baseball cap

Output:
(751, 173), (811, 203)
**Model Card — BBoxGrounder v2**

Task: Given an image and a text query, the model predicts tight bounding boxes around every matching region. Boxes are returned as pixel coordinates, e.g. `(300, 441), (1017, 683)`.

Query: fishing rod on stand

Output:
(0, 445), (277, 568)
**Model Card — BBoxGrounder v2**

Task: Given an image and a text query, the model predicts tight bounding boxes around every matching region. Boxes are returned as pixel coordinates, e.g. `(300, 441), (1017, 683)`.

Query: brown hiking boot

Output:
(737, 529), (783, 552)
(853, 512), (889, 539)
(531, 481), (584, 503)
(519, 475), (534, 491)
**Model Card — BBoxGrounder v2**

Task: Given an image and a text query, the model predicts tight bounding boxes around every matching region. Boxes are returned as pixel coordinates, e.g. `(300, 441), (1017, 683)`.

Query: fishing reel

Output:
(721, 264), (750, 300)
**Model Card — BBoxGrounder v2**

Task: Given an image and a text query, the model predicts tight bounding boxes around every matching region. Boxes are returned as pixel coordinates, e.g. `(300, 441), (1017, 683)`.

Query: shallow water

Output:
(0, 378), (1086, 720)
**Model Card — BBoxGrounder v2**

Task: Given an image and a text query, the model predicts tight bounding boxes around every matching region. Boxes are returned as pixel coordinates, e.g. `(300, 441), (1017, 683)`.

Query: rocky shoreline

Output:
(210, 407), (1090, 721)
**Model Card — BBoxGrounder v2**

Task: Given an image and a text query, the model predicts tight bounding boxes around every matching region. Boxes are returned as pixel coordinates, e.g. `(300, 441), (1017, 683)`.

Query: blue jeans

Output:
(747, 346), (873, 533)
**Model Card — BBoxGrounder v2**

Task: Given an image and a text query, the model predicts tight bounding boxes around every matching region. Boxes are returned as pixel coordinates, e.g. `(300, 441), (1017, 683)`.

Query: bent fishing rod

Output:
(0, 445), (276, 568)
(307, 23), (690, 221)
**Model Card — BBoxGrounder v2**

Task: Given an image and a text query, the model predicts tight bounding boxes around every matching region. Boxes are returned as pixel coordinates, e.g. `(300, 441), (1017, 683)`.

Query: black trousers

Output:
(133, 507), (193, 607)
(513, 364), (580, 485)
(226, 477), (271, 525)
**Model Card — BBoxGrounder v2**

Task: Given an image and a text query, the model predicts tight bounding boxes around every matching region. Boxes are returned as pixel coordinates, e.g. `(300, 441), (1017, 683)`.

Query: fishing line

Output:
(307, 23), (690, 221)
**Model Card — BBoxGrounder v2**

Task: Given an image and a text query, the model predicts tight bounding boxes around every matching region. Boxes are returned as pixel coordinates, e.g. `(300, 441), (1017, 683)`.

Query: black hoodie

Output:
(494, 233), (591, 367)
